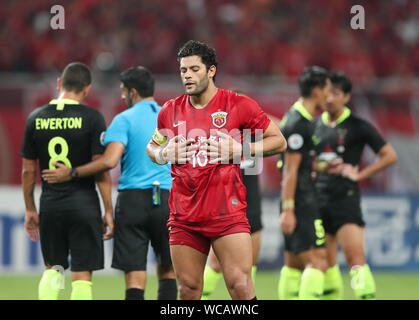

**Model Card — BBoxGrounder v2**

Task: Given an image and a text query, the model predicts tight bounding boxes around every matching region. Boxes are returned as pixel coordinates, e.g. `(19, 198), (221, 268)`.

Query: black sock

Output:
(125, 288), (144, 300)
(158, 279), (178, 300)
(251, 296), (257, 300)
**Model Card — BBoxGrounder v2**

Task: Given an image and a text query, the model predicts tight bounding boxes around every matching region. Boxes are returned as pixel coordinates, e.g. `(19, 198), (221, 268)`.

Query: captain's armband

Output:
(152, 128), (168, 146)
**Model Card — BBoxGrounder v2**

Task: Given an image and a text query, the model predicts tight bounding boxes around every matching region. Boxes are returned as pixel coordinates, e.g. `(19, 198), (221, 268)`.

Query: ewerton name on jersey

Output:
(35, 117), (82, 130)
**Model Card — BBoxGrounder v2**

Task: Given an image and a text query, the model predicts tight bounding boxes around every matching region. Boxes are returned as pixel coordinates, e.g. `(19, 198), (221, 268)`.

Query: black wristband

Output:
(70, 168), (79, 180)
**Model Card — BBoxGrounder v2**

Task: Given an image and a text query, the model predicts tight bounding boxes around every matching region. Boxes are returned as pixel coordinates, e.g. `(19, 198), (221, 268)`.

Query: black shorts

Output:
(112, 188), (172, 272)
(281, 195), (326, 255)
(318, 188), (365, 235)
(39, 204), (104, 272)
(242, 171), (262, 233)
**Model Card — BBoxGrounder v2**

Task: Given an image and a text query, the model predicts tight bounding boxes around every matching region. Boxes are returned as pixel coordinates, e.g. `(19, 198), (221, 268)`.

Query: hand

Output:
(341, 164), (359, 181)
(326, 158), (344, 175)
(164, 135), (197, 164)
(206, 131), (242, 164)
(41, 162), (72, 183)
(279, 211), (296, 235)
(102, 212), (114, 240)
(24, 210), (40, 242)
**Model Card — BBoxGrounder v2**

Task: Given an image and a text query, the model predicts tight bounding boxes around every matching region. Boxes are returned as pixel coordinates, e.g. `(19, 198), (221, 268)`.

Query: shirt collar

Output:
(292, 100), (313, 121)
(49, 98), (79, 110)
(322, 106), (351, 126)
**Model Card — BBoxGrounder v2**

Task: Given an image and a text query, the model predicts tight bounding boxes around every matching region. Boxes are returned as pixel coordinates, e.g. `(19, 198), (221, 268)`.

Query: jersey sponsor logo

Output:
(35, 117), (82, 130)
(211, 111), (228, 128)
(173, 121), (186, 127)
(318, 144), (340, 162)
(287, 133), (304, 150)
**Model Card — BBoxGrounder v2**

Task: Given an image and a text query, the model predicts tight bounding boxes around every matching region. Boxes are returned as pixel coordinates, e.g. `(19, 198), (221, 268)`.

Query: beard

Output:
(125, 95), (134, 108)
(185, 76), (209, 96)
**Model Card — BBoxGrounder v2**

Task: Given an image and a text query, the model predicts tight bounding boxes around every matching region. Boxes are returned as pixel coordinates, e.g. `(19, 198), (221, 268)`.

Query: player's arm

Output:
(41, 142), (124, 183)
(207, 118), (287, 164)
(92, 154), (114, 240)
(146, 130), (169, 165)
(250, 120), (287, 157)
(21, 158), (39, 242)
(267, 113), (283, 130)
(146, 130), (196, 165)
(342, 143), (398, 181)
(279, 152), (301, 235)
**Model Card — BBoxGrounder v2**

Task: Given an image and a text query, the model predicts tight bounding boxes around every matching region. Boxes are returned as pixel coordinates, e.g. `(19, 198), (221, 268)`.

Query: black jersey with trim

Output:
(20, 101), (106, 206)
(313, 107), (386, 196)
(280, 101), (316, 199)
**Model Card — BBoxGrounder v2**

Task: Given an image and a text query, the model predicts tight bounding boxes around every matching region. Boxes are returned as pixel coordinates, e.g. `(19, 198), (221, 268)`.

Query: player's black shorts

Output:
(112, 188), (172, 272)
(39, 196), (104, 272)
(318, 187), (365, 235)
(281, 194), (326, 255)
(242, 170), (262, 233)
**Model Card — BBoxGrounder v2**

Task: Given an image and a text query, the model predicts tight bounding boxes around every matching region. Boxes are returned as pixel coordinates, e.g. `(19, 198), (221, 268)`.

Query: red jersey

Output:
(155, 89), (270, 223)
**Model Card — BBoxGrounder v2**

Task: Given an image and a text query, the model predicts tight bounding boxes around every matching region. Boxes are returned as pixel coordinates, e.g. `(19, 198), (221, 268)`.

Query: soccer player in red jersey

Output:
(146, 40), (287, 300)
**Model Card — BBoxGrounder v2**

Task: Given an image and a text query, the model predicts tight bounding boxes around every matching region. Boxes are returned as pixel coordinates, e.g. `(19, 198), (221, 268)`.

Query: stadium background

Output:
(0, 0), (419, 299)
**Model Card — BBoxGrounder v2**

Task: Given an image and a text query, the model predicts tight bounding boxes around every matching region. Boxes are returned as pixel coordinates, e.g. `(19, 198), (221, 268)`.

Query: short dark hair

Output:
(61, 62), (92, 93)
(330, 72), (352, 94)
(120, 66), (155, 97)
(298, 66), (330, 98)
(177, 40), (218, 80)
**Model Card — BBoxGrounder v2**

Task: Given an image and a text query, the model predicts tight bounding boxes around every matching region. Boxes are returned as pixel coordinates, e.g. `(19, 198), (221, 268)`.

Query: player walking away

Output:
(21, 62), (114, 300)
(42, 67), (177, 300)
(278, 66), (331, 300)
(146, 40), (287, 300)
(201, 90), (282, 299)
(313, 72), (398, 300)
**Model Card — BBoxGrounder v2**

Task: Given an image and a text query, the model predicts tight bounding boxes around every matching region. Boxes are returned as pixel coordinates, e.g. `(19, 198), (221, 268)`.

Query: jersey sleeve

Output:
(90, 110), (107, 155)
(361, 119), (387, 153)
(283, 120), (309, 154)
(104, 113), (129, 147)
(152, 102), (170, 145)
(20, 112), (37, 159)
(238, 96), (271, 134)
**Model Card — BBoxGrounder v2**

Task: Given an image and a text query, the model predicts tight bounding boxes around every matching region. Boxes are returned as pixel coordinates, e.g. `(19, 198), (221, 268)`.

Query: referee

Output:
(21, 62), (114, 300)
(42, 66), (177, 300)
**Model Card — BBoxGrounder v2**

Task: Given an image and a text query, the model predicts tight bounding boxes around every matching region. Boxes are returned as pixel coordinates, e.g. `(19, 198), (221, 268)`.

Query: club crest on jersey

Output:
(211, 111), (228, 128)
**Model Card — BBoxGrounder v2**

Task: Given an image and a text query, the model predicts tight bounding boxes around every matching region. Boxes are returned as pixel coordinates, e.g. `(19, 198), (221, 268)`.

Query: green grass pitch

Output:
(1, 271), (418, 300)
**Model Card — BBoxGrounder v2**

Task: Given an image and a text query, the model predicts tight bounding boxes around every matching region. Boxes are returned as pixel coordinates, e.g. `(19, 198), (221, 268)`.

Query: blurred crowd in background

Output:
(0, 0), (418, 192)
(1, 0), (419, 83)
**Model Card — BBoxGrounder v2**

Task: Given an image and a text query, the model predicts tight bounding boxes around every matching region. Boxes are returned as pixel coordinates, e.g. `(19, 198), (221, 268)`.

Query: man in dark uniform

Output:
(42, 66), (177, 300)
(21, 62), (114, 300)
(278, 66), (330, 300)
(313, 72), (398, 300)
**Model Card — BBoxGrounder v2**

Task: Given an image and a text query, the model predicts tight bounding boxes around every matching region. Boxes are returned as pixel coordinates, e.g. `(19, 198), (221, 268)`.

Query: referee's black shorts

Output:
(242, 171), (263, 233)
(111, 188), (172, 272)
(39, 196), (104, 272)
